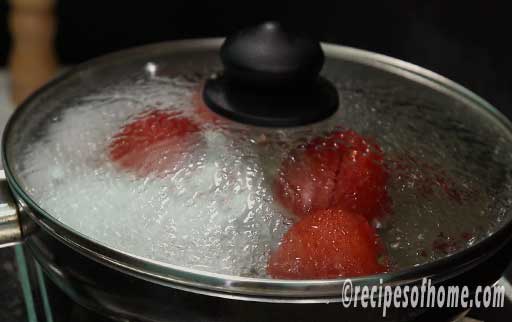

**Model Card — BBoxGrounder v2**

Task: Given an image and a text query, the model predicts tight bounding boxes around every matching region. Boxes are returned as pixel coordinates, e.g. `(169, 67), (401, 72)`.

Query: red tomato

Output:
(273, 135), (340, 218)
(109, 110), (200, 176)
(274, 130), (391, 221)
(267, 208), (388, 279)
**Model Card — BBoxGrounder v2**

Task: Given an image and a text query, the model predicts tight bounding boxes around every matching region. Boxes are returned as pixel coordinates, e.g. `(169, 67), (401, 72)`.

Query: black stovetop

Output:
(0, 247), (26, 322)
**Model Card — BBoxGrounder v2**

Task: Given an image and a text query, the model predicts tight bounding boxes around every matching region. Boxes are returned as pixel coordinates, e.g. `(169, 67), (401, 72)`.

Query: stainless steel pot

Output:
(1, 23), (512, 322)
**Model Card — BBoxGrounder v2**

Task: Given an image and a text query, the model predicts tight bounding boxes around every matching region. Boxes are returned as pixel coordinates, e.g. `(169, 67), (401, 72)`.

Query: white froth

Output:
(19, 79), (290, 277)
(17, 74), (511, 276)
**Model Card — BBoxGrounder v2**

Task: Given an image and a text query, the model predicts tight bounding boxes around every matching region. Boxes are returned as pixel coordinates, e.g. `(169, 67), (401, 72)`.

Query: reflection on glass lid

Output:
(8, 54), (512, 280)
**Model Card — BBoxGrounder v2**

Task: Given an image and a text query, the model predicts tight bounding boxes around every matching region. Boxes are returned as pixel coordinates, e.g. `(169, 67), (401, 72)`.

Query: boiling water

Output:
(16, 72), (512, 277)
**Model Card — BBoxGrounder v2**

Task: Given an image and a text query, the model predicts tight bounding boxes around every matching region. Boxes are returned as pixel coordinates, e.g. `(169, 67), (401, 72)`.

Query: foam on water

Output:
(18, 76), (291, 277)
(15, 70), (512, 277)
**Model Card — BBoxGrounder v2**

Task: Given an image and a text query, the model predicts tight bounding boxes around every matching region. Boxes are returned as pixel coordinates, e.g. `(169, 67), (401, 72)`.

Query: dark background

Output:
(0, 2), (511, 321)
(0, 0), (511, 112)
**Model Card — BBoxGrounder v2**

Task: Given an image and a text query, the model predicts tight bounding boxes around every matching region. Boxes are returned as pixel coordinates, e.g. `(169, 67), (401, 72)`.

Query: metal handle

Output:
(0, 169), (22, 248)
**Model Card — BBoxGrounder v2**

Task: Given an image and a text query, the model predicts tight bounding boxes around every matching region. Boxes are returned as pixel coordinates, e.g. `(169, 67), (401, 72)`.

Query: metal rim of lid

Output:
(2, 38), (512, 302)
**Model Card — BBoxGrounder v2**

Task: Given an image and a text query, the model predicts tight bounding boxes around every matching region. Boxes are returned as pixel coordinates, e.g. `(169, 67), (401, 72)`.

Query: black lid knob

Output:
(221, 22), (324, 89)
(203, 22), (338, 127)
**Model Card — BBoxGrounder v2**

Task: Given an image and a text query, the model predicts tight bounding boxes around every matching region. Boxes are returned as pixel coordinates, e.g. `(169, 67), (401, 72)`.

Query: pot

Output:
(1, 22), (512, 321)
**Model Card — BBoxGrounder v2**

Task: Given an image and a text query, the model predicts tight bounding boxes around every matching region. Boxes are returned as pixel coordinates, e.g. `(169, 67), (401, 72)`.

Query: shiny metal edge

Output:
(2, 38), (512, 301)
(0, 169), (21, 248)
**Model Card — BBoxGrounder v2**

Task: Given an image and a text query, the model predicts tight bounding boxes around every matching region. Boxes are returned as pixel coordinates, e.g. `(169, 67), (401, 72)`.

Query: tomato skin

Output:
(274, 130), (391, 221)
(332, 136), (391, 221)
(274, 136), (341, 218)
(267, 208), (387, 279)
(109, 110), (200, 176)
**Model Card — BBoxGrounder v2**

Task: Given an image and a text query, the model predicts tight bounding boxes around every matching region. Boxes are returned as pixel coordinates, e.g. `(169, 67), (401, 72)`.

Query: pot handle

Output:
(0, 169), (22, 248)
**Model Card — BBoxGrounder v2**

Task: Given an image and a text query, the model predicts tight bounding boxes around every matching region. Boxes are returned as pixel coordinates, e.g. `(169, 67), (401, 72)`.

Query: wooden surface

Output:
(8, 0), (58, 105)
(0, 71), (14, 140)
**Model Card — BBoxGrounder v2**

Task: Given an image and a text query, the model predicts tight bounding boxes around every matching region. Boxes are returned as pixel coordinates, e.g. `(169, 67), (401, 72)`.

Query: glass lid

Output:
(4, 25), (512, 283)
